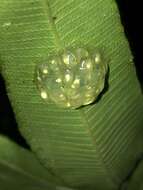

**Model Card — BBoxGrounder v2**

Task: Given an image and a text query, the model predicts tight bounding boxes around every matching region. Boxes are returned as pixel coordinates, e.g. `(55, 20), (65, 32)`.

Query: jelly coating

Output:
(35, 48), (108, 109)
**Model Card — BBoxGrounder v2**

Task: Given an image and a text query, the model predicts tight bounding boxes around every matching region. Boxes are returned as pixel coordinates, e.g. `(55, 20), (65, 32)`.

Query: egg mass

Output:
(35, 48), (108, 109)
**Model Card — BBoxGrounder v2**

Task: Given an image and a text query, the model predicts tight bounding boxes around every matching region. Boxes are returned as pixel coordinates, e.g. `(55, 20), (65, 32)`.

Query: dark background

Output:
(117, 0), (143, 86)
(0, 0), (143, 148)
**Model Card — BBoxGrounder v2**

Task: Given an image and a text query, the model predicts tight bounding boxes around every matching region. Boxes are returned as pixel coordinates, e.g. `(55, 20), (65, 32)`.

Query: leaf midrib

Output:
(80, 109), (117, 188)
(42, 0), (64, 52)
(40, 0), (117, 188)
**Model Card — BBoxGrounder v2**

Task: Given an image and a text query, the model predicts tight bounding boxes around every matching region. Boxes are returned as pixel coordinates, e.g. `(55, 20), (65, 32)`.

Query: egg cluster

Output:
(35, 48), (108, 109)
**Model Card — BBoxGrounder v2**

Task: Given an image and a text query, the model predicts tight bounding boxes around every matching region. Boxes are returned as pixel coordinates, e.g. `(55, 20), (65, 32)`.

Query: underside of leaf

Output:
(0, 0), (143, 189)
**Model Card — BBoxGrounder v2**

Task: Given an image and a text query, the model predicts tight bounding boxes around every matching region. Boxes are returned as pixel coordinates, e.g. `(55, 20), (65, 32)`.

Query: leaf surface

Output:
(121, 159), (143, 190)
(0, 0), (143, 189)
(0, 135), (65, 190)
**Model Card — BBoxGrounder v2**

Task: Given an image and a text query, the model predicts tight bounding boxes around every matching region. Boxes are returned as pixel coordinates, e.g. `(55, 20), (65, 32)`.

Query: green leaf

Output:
(0, 135), (64, 190)
(0, 0), (143, 189)
(121, 159), (143, 190)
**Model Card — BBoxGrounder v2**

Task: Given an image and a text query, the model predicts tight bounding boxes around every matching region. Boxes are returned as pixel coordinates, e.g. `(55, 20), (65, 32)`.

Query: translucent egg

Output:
(35, 47), (108, 109)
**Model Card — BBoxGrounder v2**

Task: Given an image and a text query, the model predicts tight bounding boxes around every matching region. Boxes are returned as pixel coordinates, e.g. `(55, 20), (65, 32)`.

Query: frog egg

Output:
(75, 48), (89, 63)
(40, 90), (48, 100)
(35, 47), (108, 109)
(62, 50), (77, 68)
(63, 69), (74, 87)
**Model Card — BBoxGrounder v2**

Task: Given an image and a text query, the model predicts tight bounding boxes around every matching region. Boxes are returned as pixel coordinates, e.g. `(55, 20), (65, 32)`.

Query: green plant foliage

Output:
(0, 0), (143, 189)
(122, 159), (143, 190)
(0, 135), (67, 190)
